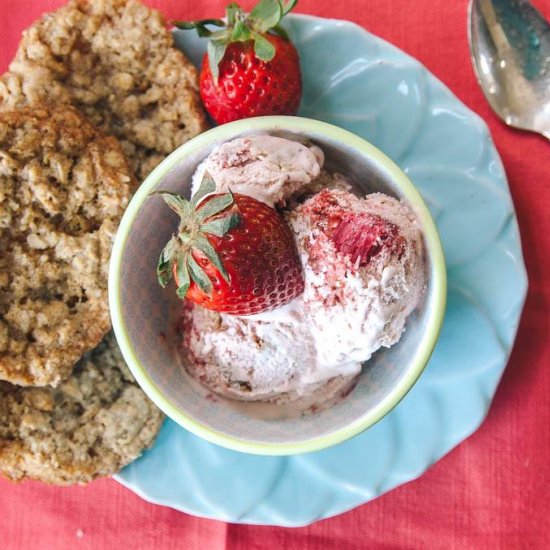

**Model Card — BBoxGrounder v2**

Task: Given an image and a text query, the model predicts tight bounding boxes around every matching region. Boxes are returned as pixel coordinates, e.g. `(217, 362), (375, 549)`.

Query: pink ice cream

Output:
(181, 134), (426, 405)
(191, 135), (323, 207)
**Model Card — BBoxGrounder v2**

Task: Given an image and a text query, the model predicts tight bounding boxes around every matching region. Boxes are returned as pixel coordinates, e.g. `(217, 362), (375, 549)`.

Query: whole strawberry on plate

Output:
(154, 176), (304, 315)
(175, 0), (301, 124)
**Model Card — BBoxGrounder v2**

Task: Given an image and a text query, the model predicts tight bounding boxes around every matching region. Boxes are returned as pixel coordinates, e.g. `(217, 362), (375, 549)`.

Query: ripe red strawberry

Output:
(175, 0), (301, 125)
(330, 213), (405, 267)
(153, 175), (304, 315)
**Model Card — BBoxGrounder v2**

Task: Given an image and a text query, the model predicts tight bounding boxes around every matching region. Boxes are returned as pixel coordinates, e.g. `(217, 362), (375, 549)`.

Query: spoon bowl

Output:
(468, 0), (550, 139)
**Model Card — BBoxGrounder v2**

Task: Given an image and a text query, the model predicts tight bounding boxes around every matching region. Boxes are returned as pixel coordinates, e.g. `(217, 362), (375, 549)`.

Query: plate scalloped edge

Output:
(115, 13), (528, 527)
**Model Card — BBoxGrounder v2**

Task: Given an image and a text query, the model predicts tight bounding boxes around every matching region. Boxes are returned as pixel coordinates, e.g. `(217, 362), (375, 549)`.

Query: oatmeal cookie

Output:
(0, 0), (208, 180)
(0, 106), (135, 386)
(0, 332), (164, 485)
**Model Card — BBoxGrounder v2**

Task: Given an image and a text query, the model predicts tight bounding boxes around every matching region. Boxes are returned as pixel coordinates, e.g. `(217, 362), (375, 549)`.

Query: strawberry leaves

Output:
(226, 2), (242, 26)
(194, 233), (230, 282)
(150, 174), (241, 299)
(152, 191), (190, 218)
(157, 236), (179, 287)
(195, 192), (235, 222)
(253, 34), (276, 62)
(190, 175), (216, 208)
(200, 212), (241, 237)
(206, 40), (228, 82)
(174, 19), (225, 37)
(281, 0), (298, 15)
(231, 20), (252, 42)
(187, 254), (213, 294)
(250, 0), (282, 31)
(174, 0), (298, 79)
(175, 253), (191, 298)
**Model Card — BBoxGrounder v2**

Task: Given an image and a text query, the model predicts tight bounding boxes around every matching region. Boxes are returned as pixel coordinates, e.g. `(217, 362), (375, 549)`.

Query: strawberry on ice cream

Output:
(163, 134), (427, 408)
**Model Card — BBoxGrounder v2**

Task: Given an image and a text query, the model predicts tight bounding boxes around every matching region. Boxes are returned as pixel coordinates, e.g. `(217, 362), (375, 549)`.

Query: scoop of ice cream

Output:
(181, 302), (359, 403)
(287, 189), (426, 369)
(191, 135), (323, 207)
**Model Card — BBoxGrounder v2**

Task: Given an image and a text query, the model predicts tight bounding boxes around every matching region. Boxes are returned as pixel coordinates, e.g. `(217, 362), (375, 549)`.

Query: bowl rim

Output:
(108, 115), (447, 456)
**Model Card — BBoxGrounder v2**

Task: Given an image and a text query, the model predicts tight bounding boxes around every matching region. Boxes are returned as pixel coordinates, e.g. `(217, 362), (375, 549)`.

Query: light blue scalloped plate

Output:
(114, 14), (527, 526)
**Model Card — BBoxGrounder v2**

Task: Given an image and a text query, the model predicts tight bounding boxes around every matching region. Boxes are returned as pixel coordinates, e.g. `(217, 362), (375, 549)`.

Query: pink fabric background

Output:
(1, 1), (549, 548)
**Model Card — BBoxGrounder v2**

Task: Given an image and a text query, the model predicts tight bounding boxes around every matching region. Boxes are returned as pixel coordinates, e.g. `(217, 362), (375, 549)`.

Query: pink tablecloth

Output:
(1, 1), (549, 548)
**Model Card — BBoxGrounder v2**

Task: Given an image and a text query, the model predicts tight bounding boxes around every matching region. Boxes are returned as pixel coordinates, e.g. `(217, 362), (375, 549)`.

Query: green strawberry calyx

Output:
(173, 0), (298, 82)
(151, 175), (241, 299)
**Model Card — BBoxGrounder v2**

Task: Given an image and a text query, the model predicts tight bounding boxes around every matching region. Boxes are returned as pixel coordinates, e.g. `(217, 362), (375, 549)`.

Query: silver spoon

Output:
(468, 0), (550, 139)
